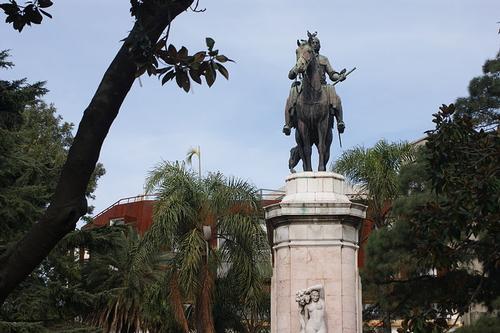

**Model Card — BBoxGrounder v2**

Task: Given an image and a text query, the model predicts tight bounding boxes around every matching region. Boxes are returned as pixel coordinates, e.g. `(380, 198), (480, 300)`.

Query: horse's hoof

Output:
(283, 126), (291, 136)
(337, 122), (345, 134)
(290, 168), (296, 173)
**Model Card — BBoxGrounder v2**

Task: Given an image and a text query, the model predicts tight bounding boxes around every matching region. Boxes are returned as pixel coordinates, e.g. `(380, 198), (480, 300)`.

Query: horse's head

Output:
(294, 40), (314, 74)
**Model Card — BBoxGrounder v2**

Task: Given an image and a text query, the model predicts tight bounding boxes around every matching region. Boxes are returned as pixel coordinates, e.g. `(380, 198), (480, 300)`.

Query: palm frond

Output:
(177, 229), (206, 298)
(185, 146), (200, 167)
(205, 173), (260, 218)
(137, 160), (270, 331)
(333, 140), (415, 227)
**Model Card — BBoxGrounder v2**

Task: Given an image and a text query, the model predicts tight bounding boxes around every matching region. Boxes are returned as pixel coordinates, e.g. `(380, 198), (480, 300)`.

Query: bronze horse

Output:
(290, 41), (333, 172)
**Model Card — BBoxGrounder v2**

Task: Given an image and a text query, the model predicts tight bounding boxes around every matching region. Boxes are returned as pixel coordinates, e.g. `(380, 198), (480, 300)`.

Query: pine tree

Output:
(0, 52), (105, 332)
(454, 54), (500, 130)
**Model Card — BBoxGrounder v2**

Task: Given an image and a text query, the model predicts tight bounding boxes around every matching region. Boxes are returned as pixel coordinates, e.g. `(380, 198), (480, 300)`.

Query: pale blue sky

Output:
(2, 0), (499, 216)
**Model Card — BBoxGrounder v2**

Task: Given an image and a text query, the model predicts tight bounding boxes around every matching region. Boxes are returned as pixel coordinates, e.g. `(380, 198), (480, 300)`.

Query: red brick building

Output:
(85, 189), (373, 269)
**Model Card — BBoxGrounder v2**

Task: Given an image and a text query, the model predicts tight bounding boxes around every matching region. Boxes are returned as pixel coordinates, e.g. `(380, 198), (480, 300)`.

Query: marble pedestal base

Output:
(264, 172), (366, 333)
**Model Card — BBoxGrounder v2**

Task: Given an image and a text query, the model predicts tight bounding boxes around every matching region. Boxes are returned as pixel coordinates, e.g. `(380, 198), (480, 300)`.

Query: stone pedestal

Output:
(264, 172), (366, 333)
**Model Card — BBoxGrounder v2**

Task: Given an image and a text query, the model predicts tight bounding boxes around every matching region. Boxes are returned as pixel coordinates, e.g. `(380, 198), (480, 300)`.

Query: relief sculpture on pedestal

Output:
(296, 285), (327, 333)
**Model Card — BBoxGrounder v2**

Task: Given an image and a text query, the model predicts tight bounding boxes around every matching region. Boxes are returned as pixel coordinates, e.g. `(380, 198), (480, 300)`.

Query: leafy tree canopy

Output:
(454, 54), (500, 130)
(0, 0), (232, 303)
(362, 51), (499, 332)
(363, 104), (499, 332)
(0, 52), (106, 332)
(0, 51), (104, 244)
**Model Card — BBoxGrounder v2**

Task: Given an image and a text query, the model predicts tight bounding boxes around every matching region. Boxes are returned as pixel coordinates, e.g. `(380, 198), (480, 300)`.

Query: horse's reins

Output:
(301, 55), (323, 96)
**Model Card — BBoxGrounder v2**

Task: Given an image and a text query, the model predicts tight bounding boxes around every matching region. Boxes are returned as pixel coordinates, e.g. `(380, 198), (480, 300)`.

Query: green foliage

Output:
(136, 36), (234, 93)
(415, 104), (499, 306)
(0, 227), (102, 331)
(0, 52), (105, 243)
(0, 321), (46, 333)
(334, 140), (415, 228)
(0, 73), (50, 242)
(79, 226), (160, 333)
(0, 0), (53, 32)
(362, 51), (499, 331)
(3, 225), (165, 332)
(141, 161), (270, 332)
(0, 50), (14, 68)
(455, 315), (500, 333)
(1, 0), (231, 311)
(1, 1), (233, 93)
(454, 54), (500, 130)
(362, 104), (500, 332)
(0, 52), (106, 332)
(214, 273), (271, 333)
(127, 1), (234, 92)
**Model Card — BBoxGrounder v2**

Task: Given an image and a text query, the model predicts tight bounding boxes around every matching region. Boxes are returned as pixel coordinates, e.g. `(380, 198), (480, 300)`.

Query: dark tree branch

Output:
(0, 0), (194, 304)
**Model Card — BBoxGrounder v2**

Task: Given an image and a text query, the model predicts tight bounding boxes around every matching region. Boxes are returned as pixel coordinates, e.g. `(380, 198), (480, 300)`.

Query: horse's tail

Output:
(289, 145), (301, 170)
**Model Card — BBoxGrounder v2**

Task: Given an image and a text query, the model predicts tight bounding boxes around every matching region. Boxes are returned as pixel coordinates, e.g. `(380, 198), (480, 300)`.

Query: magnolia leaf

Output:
(0, 4), (19, 15)
(189, 69), (202, 85)
(167, 44), (177, 58)
(215, 55), (229, 63)
(217, 63), (229, 80)
(204, 64), (215, 87)
(182, 75), (190, 92)
(13, 16), (26, 32)
(24, 5), (42, 25)
(176, 70), (190, 92)
(205, 37), (215, 50)
(157, 66), (173, 75)
(164, 56), (177, 65)
(161, 70), (175, 85)
(178, 46), (188, 59)
(38, 0), (53, 8)
(31, 9), (43, 24)
(193, 51), (206, 63)
(199, 61), (208, 73)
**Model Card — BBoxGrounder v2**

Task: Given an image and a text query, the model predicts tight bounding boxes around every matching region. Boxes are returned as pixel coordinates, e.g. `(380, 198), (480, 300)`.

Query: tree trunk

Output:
(195, 262), (215, 333)
(0, 0), (194, 304)
(170, 272), (190, 333)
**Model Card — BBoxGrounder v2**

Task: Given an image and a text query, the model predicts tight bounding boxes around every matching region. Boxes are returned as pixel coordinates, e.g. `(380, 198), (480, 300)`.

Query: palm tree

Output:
(66, 226), (160, 333)
(83, 228), (153, 332)
(61, 225), (184, 333)
(333, 139), (414, 229)
(139, 161), (268, 333)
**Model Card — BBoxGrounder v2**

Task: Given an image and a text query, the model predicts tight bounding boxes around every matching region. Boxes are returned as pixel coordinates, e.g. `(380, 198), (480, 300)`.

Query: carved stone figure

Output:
(296, 285), (327, 333)
(284, 31), (354, 172)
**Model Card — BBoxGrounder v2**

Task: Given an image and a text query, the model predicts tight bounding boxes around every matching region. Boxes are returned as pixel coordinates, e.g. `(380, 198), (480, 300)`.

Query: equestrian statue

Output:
(283, 31), (355, 172)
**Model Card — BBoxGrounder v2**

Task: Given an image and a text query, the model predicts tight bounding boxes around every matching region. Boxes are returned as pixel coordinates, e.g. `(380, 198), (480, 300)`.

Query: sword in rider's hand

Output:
(332, 67), (356, 86)
(332, 67), (356, 148)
